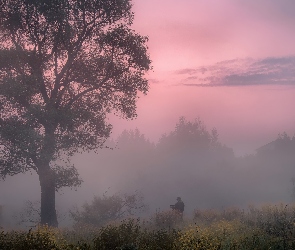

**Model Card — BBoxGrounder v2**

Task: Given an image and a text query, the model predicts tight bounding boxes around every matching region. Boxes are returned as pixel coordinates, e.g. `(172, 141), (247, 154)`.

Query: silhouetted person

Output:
(170, 197), (184, 219)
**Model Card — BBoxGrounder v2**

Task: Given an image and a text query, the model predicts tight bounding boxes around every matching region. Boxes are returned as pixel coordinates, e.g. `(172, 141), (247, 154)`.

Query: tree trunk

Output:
(39, 167), (58, 227)
(37, 124), (58, 227)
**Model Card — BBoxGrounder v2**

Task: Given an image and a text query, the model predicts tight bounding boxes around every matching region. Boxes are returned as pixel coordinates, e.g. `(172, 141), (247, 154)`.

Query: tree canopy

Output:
(158, 117), (233, 158)
(0, 0), (151, 226)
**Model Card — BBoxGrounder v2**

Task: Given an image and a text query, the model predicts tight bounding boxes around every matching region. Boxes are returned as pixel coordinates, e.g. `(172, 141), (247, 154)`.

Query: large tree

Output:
(0, 0), (151, 227)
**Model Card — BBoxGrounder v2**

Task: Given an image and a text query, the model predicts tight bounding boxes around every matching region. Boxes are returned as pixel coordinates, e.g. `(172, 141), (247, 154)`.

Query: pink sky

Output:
(110, 0), (295, 156)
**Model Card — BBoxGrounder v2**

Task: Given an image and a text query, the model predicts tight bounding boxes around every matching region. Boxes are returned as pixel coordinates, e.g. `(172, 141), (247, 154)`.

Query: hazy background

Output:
(1, 0), (295, 228)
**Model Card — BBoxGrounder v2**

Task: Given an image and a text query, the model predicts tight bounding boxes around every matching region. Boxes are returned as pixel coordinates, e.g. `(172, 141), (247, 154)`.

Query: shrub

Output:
(1, 204), (295, 249)
(152, 210), (183, 229)
(70, 192), (145, 229)
(93, 219), (140, 250)
(0, 225), (60, 250)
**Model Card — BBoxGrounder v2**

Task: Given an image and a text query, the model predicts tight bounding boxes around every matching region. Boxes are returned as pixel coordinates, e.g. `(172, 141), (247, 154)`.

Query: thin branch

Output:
(51, 51), (74, 101)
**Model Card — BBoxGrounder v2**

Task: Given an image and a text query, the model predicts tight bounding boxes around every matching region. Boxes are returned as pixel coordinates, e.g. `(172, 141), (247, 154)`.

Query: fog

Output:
(1, 0), (295, 233)
(1, 117), (295, 228)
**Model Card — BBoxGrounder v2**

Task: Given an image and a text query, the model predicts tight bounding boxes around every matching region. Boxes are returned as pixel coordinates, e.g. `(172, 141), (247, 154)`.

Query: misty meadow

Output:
(1, 0), (295, 249)
(1, 117), (295, 249)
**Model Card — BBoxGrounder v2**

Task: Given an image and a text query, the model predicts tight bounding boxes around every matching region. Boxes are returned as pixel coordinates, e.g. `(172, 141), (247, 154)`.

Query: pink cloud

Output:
(174, 57), (295, 86)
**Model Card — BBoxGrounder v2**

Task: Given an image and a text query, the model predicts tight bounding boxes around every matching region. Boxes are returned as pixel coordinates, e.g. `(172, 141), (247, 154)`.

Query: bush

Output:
(93, 218), (179, 250)
(70, 191), (145, 229)
(0, 225), (60, 250)
(93, 219), (140, 250)
(152, 210), (183, 229)
(194, 207), (245, 225)
(1, 204), (295, 249)
(0, 225), (93, 250)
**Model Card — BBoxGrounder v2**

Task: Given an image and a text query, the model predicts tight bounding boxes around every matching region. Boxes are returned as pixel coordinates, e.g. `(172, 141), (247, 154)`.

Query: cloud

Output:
(176, 56), (295, 87)
(176, 67), (208, 75)
(148, 78), (160, 84)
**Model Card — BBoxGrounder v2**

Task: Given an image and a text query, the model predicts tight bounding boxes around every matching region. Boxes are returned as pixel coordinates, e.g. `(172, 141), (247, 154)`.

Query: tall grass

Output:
(1, 203), (295, 249)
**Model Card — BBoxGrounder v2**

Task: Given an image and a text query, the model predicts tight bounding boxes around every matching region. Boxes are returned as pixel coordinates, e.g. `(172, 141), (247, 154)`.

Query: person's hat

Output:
(177, 197), (181, 201)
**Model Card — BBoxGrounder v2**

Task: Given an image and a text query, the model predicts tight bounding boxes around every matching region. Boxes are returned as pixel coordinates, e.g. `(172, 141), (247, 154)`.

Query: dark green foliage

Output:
(121, 244), (138, 250)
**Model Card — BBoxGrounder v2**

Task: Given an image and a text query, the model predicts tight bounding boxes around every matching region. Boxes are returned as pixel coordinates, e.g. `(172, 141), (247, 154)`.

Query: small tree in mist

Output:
(159, 117), (218, 150)
(256, 132), (295, 157)
(116, 128), (154, 151)
(70, 191), (145, 228)
(158, 117), (234, 160)
(0, 0), (151, 227)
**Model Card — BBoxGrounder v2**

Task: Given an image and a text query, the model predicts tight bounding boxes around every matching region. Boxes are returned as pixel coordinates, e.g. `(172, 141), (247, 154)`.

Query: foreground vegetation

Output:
(1, 203), (295, 249)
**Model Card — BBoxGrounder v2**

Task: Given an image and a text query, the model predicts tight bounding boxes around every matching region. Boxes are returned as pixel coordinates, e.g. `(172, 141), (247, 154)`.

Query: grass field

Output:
(1, 203), (295, 249)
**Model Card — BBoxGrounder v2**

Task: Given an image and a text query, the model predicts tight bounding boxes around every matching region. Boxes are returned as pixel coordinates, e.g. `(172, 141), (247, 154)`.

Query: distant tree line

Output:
(96, 117), (295, 210)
